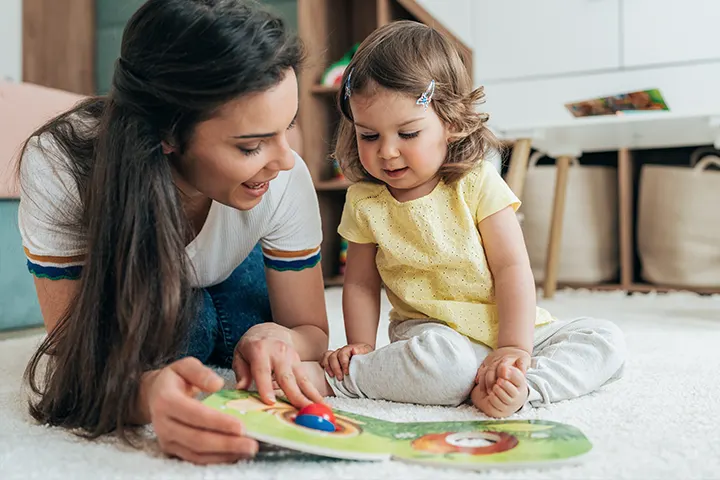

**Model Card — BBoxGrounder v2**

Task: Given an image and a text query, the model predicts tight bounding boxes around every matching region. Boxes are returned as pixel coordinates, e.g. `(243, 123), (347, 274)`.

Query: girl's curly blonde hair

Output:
(333, 20), (502, 184)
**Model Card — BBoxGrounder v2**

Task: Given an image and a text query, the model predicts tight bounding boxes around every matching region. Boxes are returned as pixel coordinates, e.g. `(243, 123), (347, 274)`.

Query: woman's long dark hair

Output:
(21, 0), (302, 440)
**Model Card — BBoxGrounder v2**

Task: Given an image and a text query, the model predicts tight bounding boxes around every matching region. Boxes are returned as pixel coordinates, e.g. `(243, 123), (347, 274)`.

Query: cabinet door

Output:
(622, 0), (720, 67)
(471, 0), (620, 83)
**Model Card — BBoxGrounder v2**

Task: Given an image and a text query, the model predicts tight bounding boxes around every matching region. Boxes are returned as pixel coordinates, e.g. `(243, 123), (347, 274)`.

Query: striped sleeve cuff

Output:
(24, 247), (84, 280)
(262, 246), (321, 272)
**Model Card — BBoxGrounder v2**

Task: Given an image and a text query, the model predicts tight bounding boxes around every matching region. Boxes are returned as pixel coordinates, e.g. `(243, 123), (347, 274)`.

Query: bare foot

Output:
(471, 364), (528, 418)
(300, 361), (334, 398)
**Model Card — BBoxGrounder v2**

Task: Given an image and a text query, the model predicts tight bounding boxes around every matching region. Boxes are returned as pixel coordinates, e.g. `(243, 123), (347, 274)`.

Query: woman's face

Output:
(173, 69), (299, 211)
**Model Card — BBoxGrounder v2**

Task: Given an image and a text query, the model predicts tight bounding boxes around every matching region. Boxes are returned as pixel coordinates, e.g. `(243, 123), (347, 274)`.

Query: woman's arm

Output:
(478, 206), (535, 354)
(342, 241), (382, 348)
(32, 277), (79, 333)
(264, 262), (329, 359)
(232, 262), (328, 407)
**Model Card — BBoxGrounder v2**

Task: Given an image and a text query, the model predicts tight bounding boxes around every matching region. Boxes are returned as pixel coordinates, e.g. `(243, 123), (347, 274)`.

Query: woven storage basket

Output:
(521, 153), (619, 283)
(637, 149), (720, 287)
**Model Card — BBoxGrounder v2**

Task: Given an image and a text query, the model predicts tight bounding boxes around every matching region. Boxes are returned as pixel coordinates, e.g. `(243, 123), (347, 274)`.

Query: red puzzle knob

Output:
(297, 403), (336, 425)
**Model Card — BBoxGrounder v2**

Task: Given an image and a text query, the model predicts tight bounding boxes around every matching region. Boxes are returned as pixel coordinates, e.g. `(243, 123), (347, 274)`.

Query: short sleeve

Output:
(337, 185), (375, 244)
(260, 154), (323, 271)
(17, 135), (86, 280)
(472, 161), (521, 224)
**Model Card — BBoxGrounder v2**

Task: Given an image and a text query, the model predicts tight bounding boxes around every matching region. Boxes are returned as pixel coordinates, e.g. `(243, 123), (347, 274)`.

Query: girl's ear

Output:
(161, 140), (176, 155)
(445, 124), (460, 144)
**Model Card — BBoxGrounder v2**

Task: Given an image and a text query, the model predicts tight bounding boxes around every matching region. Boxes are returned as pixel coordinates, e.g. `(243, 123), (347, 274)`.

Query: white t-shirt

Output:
(18, 134), (323, 287)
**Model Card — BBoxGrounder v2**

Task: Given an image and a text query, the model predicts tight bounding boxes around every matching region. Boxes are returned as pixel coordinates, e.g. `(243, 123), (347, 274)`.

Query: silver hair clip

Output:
(416, 80), (436, 110)
(344, 68), (353, 100)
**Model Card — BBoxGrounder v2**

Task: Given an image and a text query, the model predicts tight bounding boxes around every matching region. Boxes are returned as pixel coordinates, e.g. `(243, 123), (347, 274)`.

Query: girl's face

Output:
(350, 85), (450, 201)
(173, 69), (299, 211)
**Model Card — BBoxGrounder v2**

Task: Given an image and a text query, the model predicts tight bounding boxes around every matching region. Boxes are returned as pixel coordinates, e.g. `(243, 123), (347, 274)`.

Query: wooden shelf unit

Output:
(297, 0), (473, 284)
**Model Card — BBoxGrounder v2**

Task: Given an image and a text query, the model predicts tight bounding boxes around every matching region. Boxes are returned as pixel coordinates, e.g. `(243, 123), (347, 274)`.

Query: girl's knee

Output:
(597, 320), (626, 352)
(413, 330), (477, 405)
(579, 318), (627, 369)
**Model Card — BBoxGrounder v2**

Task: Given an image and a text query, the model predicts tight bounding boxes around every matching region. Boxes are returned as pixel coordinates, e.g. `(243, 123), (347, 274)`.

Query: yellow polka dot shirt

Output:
(338, 161), (554, 349)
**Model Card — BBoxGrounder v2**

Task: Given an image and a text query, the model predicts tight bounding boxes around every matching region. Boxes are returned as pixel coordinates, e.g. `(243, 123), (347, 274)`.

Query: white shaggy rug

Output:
(1, 288), (720, 479)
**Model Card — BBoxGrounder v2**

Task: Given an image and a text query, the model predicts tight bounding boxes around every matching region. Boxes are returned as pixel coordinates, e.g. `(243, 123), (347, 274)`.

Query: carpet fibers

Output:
(1, 289), (719, 479)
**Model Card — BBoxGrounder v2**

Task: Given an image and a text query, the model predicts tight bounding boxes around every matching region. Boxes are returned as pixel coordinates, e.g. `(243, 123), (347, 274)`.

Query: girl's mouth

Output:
(384, 167), (409, 179)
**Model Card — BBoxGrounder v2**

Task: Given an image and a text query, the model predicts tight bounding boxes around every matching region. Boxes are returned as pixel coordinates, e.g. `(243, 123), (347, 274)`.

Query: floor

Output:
(1, 288), (719, 479)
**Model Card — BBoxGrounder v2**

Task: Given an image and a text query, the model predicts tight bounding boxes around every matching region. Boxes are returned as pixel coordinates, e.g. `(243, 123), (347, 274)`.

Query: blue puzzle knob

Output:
(294, 413), (336, 432)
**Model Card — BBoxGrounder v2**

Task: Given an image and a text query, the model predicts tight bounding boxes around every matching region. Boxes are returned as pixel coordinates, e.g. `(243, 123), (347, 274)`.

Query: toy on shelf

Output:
(320, 44), (359, 87)
(204, 390), (593, 470)
(338, 237), (348, 275)
(331, 158), (345, 179)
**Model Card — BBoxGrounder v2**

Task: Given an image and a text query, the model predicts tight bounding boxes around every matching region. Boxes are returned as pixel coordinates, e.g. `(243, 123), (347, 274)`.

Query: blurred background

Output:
(2, 0), (720, 333)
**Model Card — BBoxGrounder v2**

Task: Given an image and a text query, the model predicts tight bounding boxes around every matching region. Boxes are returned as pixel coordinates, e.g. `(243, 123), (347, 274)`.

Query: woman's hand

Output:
(143, 357), (258, 465)
(233, 323), (324, 408)
(320, 343), (374, 381)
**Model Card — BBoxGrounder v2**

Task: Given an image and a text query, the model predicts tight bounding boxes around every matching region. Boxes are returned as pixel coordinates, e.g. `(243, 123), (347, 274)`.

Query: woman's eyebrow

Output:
(232, 111), (299, 139)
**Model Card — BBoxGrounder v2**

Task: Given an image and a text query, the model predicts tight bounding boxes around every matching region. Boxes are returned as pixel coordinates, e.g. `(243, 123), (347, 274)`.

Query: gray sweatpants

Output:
(326, 317), (626, 407)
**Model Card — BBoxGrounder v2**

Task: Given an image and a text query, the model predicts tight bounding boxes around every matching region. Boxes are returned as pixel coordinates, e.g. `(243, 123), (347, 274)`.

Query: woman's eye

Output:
(288, 118), (297, 130)
(399, 131), (419, 139)
(360, 133), (379, 142)
(238, 143), (263, 156)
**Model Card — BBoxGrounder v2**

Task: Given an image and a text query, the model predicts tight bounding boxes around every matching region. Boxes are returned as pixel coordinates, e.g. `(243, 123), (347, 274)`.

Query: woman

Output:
(18, 0), (328, 465)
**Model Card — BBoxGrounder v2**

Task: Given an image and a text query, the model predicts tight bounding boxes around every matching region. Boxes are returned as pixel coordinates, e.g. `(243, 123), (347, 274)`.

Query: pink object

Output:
(0, 81), (86, 198)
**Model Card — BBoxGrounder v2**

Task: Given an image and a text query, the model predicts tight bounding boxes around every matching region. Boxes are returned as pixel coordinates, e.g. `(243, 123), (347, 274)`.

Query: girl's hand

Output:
(144, 357), (258, 465)
(476, 347), (531, 395)
(320, 343), (374, 381)
(233, 323), (324, 408)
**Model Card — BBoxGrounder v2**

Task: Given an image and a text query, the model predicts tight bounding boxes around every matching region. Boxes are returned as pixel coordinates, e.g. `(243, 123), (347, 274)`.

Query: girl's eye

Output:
(399, 131), (419, 139)
(238, 142), (263, 156)
(360, 133), (379, 142)
(288, 118), (297, 130)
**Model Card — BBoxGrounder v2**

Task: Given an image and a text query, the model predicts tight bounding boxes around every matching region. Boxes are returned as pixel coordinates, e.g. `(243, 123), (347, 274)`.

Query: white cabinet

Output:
(622, 0), (720, 68)
(0, 0), (22, 82)
(415, 0), (474, 46)
(471, 0), (620, 83)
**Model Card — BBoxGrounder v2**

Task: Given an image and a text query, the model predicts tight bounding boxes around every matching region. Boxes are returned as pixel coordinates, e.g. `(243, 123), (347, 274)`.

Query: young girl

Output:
(302, 21), (626, 418)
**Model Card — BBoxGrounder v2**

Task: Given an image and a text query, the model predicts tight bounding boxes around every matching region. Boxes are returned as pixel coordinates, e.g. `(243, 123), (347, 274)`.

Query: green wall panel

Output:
(95, 0), (298, 94)
(0, 201), (43, 331)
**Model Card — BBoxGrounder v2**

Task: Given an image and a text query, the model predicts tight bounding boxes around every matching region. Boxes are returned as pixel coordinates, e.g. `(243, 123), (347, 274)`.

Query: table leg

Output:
(618, 148), (634, 290)
(505, 138), (532, 199)
(543, 155), (572, 299)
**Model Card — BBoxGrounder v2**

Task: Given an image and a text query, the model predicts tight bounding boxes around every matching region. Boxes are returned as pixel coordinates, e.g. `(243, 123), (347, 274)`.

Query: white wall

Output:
(0, 0), (22, 82)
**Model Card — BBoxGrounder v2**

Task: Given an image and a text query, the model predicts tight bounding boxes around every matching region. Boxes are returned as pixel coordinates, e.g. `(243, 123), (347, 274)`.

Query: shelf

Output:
(315, 178), (352, 191)
(549, 282), (720, 295)
(311, 84), (340, 95)
(625, 283), (720, 295)
(549, 283), (624, 292)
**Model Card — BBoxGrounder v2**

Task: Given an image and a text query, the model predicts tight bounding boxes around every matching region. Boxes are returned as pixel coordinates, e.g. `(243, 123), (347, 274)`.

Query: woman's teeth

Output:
(245, 182), (267, 189)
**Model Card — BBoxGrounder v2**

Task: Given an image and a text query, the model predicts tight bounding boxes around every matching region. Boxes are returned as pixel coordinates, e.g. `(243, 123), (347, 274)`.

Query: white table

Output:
(495, 111), (720, 298)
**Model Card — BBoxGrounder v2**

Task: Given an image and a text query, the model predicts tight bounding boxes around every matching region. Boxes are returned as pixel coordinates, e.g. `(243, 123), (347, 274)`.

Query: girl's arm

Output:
(478, 206), (535, 354)
(342, 241), (382, 348)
